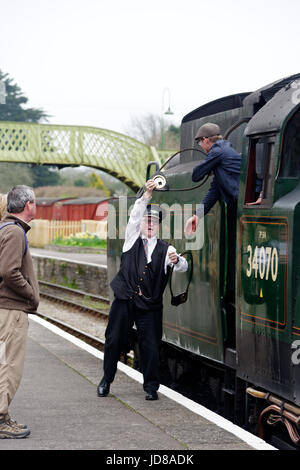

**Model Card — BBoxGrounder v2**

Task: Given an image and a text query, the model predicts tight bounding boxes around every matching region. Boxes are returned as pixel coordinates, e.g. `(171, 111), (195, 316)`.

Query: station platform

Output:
(31, 247), (107, 266)
(0, 315), (276, 453)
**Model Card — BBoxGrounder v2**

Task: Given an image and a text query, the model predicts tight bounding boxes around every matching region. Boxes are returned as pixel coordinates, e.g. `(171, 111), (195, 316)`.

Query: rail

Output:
(38, 280), (109, 314)
(37, 282), (132, 363)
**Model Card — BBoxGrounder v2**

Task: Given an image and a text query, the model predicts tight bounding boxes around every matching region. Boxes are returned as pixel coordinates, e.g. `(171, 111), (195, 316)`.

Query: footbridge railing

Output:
(0, 122), (173, 191)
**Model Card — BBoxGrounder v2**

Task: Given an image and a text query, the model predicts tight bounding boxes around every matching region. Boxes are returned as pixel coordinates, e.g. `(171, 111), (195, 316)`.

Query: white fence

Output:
(27, 219), (107, 247)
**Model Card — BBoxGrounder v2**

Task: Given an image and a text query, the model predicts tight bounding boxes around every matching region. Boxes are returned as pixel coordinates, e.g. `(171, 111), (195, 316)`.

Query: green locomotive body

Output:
(107, 74), (300, 447)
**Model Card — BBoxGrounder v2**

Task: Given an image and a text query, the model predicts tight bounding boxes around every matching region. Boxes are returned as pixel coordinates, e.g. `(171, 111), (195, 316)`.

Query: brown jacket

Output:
(0, 215), (39, 313)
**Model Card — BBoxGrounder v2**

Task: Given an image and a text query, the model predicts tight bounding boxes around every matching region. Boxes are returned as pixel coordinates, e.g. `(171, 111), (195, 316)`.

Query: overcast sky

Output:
(1, 0), (299, 136)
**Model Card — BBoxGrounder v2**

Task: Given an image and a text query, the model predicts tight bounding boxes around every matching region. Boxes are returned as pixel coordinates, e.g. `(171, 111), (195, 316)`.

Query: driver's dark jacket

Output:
(193, 139), (241, 216)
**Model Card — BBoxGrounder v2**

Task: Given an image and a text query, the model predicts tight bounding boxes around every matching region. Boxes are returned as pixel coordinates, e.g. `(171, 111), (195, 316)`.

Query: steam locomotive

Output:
(107, 73), (300, 449)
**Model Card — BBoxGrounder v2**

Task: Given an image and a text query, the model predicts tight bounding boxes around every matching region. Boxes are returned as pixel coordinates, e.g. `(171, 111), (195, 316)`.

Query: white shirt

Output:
(123, 196), (188, 274)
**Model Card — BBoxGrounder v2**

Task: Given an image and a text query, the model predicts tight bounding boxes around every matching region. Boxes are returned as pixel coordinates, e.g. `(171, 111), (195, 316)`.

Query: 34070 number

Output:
(246, 245), (278, 281)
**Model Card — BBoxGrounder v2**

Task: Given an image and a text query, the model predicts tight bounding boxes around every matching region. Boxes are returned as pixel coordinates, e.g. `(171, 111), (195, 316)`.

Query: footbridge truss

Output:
(0, 122), (172, 191)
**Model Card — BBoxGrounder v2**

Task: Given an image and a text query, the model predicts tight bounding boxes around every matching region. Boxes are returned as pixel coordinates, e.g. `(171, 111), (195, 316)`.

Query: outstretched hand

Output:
(143, 179), (157, 199)
(184, 215), (199, 235)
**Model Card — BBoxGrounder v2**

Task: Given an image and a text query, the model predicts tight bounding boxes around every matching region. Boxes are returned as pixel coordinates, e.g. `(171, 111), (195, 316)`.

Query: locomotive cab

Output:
(237, 80), (300, 405)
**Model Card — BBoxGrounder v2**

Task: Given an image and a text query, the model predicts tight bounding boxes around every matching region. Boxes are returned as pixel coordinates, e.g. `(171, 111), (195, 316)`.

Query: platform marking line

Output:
(32, 253), (106, 268)
(29, 314), (276, 451)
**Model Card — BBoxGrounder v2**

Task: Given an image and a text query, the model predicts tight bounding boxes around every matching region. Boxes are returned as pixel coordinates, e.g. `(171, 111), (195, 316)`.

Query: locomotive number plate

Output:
(239, 216), (288, 330)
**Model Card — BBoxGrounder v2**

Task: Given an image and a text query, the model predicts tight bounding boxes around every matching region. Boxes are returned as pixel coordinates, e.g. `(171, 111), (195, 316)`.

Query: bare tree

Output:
(125, 113), (179, 150)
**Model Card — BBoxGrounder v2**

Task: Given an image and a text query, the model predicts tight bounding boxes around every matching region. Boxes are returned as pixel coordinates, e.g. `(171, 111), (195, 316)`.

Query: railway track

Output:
(36, 310), (107, 351)
(37, 280), (132, 363)
(39, 280), (110, 317)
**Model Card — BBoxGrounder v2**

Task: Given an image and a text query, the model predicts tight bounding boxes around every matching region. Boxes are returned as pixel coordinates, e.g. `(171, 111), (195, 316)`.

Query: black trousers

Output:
(103, 298), (163, 393)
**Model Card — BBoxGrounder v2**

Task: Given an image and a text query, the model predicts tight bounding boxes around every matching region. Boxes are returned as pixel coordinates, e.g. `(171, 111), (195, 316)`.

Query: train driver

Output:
(184, 122), (241, 298)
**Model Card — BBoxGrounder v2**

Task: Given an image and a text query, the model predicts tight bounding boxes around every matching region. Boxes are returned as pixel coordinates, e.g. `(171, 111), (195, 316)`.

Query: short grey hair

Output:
(7, 185), (35, 214)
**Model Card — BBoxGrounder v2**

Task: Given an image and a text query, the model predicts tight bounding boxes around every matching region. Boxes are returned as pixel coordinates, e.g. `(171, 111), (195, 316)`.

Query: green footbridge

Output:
(0, 122), (173, 191)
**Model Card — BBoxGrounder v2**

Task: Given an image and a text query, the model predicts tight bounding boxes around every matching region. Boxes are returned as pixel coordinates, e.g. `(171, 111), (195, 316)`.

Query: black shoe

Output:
(145, 391), (158, 401)
(97, 378), (110, 397)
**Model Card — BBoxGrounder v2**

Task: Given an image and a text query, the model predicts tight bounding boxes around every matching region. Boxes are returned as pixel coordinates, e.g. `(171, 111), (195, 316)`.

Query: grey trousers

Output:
(0, 309), (28, 417)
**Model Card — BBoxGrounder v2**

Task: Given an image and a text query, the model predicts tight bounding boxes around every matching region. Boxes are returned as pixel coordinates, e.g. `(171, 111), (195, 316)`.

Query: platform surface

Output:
(31, 247), (107, 266)
(0, 317), (274, 451)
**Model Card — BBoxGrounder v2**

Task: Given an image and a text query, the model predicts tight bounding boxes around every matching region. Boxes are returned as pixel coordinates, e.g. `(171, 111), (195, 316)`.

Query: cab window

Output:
(244, 136), (275, 207)
(279, 108), (300, 178)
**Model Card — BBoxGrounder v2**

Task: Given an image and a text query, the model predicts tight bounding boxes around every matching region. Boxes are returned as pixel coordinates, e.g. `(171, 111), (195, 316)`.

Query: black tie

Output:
(142, 238), (148, 259)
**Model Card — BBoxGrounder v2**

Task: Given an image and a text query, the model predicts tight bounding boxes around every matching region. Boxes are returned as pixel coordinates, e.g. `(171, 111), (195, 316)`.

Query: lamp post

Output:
(0, 80), (6, 105)
(161, 87), (174, 150)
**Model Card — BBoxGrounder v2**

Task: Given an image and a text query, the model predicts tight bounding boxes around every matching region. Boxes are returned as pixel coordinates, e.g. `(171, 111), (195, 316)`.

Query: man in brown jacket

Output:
(0, 185), (39, 439)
